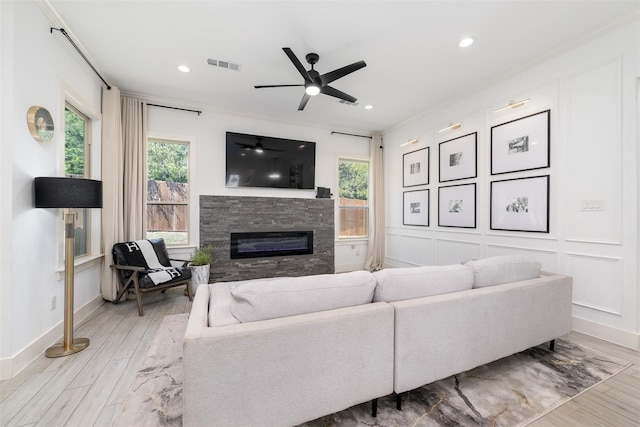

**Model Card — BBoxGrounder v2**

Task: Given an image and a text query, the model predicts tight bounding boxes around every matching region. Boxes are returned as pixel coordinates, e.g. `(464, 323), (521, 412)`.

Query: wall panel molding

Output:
(564, 57), (623, 244)
(566, 252), (623, 315)
(435, 238), (482, 265)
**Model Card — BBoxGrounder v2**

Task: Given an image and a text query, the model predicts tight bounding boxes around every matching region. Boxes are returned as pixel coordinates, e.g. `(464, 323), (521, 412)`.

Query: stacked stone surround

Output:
(200, 195), (335, 283)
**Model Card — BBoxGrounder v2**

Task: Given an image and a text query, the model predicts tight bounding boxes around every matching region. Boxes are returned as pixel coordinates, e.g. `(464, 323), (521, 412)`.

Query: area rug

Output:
(114, 313), (629, 427)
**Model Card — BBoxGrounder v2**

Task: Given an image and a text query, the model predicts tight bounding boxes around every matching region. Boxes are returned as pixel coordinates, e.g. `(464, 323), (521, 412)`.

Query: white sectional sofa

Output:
(182, 255), (573, 427)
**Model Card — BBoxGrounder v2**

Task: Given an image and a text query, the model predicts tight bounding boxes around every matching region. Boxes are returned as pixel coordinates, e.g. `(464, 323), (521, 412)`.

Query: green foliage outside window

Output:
(339, 160), (368, 201)
(64, 108), (85, 177)
(147, 141), (188, 183)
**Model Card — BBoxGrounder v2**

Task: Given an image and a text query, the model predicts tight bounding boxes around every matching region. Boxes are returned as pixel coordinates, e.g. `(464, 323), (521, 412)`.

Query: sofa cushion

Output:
(208, 283), (241, 327)
(465, 255), (541, 288)
(372, 265), (473, 302)
(229, 270), (376, 322)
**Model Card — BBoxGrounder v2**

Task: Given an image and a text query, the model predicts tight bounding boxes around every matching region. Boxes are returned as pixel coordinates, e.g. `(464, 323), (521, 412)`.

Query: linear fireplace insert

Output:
(230, 230), (314, 259)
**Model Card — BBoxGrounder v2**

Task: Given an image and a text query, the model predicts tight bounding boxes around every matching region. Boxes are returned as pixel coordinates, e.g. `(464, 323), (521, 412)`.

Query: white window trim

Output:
(335, 153), (370, 241)
(59, 84), (103, 269)
(146, 132), (196, 248)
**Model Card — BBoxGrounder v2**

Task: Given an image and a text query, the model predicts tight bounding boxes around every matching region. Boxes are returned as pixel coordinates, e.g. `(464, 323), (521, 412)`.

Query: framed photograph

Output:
(491, 109), (550, 175)
(490, 175), (549, 233)
(439, 132), (477, 182)
(438, 183), (476, 228)
(403, 189), (429, 226)
(403, 147), (429, 187)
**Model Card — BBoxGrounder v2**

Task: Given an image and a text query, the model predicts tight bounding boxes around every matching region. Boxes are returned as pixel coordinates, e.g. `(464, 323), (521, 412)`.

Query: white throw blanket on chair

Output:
(136, 239), (181, 285)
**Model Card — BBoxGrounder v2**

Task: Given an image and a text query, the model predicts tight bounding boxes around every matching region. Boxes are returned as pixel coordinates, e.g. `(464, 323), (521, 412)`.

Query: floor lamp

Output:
(34, 177), (103, 358)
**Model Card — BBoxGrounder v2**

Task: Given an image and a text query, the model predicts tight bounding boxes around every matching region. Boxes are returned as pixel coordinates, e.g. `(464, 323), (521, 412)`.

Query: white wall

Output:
(1, 0), (103, 378)
(383, 21), (639, 349)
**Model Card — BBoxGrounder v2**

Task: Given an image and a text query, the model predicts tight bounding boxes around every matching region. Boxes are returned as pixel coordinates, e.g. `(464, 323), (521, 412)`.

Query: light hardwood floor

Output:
(1, 288), (638, 427)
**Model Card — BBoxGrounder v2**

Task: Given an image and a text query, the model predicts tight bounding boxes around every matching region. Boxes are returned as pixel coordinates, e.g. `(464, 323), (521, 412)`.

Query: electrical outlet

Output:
(51, 295), (56, 310)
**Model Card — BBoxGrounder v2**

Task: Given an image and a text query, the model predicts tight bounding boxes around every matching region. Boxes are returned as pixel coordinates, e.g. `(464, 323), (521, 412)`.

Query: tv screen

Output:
(225, 131), (316, 189)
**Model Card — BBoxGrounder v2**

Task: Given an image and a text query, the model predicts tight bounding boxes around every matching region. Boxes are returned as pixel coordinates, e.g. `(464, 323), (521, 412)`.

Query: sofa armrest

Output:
(183, 300), (394, 427)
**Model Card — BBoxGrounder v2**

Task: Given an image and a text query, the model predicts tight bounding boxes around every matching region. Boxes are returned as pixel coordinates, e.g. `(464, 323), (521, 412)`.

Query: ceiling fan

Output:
(255, 47), (367, 111)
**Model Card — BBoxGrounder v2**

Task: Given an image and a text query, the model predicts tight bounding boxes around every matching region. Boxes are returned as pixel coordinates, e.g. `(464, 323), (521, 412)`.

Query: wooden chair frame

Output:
(111, 259), (193, 316)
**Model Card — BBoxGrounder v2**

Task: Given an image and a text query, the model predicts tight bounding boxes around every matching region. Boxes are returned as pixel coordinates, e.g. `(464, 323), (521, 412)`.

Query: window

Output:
(64, 103), (90, 257)
(146, 139), (189, 245)
(338, 158), (369, 238)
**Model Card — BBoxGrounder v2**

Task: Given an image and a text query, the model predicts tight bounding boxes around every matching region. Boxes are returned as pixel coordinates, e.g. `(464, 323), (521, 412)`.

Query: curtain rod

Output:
(51, 27), (112, 90)
(148, 103), (203, 116)
(331, 131), (372, 139)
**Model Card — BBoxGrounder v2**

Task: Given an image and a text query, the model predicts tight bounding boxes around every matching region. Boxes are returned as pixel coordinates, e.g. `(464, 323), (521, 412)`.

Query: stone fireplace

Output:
(200, 195), (334, 282)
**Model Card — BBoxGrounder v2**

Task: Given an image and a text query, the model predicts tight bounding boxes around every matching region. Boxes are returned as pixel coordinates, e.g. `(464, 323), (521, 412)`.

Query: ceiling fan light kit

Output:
(255, 47), (367, 111)
(305, 85), (320, 96)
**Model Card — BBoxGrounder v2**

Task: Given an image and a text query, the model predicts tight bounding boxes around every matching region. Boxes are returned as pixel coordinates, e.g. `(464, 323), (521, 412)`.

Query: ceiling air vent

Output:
(339, 99), (360, 107)
(207, 58), (241, 71)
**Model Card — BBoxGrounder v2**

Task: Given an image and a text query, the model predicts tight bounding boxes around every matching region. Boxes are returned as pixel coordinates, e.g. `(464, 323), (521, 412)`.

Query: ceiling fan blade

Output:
(298, 93), (311, 111)
(283, 47), (313, 83)
(319, 60), (366, 86)
(320, 85), (357, 103)
(254, 84), (305, 88)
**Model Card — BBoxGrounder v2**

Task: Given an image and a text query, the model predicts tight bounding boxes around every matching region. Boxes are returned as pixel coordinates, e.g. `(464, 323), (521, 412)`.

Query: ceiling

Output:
(44, 0), (639, 134)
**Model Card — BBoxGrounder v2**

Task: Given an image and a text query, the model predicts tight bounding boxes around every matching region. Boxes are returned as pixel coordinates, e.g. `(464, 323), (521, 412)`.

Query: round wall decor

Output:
(27, 106), (54, 142)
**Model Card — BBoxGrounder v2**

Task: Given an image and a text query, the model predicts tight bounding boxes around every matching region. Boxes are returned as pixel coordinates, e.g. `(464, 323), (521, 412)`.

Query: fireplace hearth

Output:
(230, 230), (313, 259)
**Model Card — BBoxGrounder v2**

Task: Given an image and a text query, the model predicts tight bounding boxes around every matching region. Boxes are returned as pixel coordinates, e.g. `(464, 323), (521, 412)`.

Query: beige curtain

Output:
(364, 135), (385, 271)
(121, 96), (148, 240)
(100, 93), (148, 300)
(100, 86), (124, 301)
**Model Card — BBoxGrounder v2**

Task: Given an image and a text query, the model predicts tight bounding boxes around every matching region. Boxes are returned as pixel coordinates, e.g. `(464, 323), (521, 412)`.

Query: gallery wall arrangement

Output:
(402, 108), (551, 234)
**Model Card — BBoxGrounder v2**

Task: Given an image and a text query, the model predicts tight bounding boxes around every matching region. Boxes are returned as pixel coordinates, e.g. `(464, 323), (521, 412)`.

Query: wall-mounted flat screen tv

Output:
(225, 131), (316, 189)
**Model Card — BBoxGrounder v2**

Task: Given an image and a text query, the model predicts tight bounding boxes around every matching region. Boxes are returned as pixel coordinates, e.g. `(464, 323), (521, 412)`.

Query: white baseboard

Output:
(0, 295), (104, 380)
(572, 316), (640, 351)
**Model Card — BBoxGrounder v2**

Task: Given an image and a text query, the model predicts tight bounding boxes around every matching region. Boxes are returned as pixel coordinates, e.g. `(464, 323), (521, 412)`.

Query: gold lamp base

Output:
(44, 211), (91, 359)
(45, 337), (90, 358)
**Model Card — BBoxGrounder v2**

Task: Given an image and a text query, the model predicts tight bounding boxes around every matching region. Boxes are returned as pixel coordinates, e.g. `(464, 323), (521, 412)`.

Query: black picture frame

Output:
(490, 175), (550, 233)
(403, 189), (429, 226)
(438, 183), (476, 228)
(403, 147), (429, 187)
(438, 132), (477, 182)
(490, 110), (550, 175)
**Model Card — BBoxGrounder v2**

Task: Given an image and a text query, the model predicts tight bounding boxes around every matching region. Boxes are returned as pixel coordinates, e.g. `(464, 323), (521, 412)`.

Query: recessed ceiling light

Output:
(364, 105), (373, 110)
(458, 37), (474, 48)
(178, 65), (191, 73)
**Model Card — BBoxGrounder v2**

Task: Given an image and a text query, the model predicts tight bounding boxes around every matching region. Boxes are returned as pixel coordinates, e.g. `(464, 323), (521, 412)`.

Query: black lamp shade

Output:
(34, 177), (103, 208)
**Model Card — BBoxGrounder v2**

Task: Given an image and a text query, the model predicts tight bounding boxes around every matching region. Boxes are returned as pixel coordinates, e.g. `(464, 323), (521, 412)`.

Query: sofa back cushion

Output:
(372, 265), (473, 302)
(229, 270), (376, 323)
(465, 255), (541, 288)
